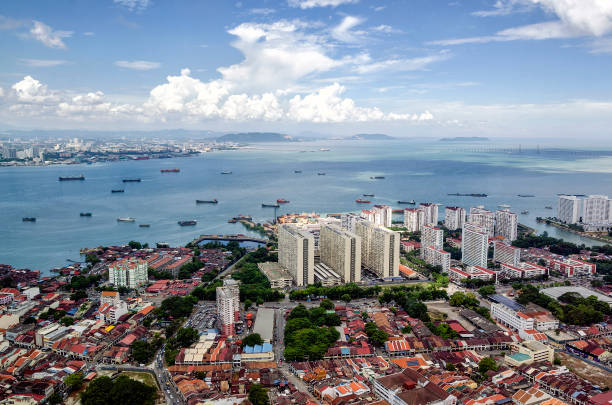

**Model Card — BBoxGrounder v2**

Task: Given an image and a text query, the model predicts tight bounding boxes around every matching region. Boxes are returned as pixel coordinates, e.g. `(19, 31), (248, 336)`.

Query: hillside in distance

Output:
(216, 132), (293, 142)
(439, 136), (489, 142)
(351, 133), (394, 140)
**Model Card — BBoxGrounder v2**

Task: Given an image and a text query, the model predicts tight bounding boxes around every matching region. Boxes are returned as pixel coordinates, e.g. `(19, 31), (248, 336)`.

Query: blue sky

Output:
(1, 0), (612, 137)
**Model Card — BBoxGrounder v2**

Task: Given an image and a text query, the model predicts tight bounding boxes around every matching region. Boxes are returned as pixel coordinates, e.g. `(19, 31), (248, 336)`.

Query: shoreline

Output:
(536, 217), (611, 244)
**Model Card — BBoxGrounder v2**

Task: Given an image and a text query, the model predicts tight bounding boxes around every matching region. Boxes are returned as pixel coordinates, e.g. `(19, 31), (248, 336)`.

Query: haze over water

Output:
(2, 138), (611, 274)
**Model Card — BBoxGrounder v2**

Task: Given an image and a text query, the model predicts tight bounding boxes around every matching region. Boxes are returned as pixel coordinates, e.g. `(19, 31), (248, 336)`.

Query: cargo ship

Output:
(448, 193), (487, 197)
(517, 194), (535, 197)
(363, 193), (374, 197)
(139, 224), (150, 227)
(80, 212), (92, 217)
(178, 220), (197, 226)
(521, 210), (529, 215)
(122, 178), (141, 182)
(22, 217), (36, 222)
(262, 203), (280, 208)
(294, 170), (302, 173)
(356, 199), (371, 204)
(58, 175), (85, 181)
(317, 172), (326, 176)
(277, 199), (290, 204)
(398, 200), (416, 204)
(196, 199), (218, 204)
(117, 217), (135, 222)
(545, 206), (553, 209)
(160, 168), (180, 173)
(111, 189), (125, 193)
(370, 176), (385, 179)
(220, 171), (232, 175)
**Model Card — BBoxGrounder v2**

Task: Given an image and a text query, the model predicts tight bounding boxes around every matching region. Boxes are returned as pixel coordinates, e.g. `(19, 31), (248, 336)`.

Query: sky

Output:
(1, 0), (612, 137)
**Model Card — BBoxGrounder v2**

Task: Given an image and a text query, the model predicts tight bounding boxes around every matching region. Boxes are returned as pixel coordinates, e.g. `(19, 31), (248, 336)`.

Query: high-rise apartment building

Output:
(342, 213), (362, 233)
(108, 258), (148, 289)
(444, 206), (466, 230)
(582, 195), (611, 224)
(495, 209), (518, 241)
(419, 203), (439, 226)
(493, 240), (520, 266)
(468, 207), (495, 237)
(320, 224), (362, 283)
(373, 205), (392, 227)
(557, 195), (581, 224)
(355, 221), (400, 279)
(461, 223), (489, 268)
(420, 224), (443, 258)
(278, 224), (315, 286)
(216, 279), (240, 337)
(423, 246), (451, 273)
(403, 208), (424, 232)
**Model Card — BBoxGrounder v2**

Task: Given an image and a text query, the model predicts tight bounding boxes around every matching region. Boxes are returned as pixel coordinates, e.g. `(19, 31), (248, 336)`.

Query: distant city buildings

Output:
(444, 206), (466, 230)
(461, 223), (489, 268)
(216, 279), (240, 337)
(108, 258), (148, 289)
(366, 205), (392, 227)
(355, 220), (399, 279)
(319, 224), (362, 283)
(557, 195), (581, 224)
(495, 209), (518, 241)
(278, 224), (315, 286)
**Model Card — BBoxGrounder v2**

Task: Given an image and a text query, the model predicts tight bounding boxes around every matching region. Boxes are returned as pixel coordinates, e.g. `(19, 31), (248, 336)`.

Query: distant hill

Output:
(439, 136), (489, 142)
(351, 133), (394, 140)
(216, 132), (293, 142)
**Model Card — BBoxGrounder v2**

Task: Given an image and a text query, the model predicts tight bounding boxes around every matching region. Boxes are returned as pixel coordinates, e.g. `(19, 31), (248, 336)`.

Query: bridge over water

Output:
(188, 234), (268, 246)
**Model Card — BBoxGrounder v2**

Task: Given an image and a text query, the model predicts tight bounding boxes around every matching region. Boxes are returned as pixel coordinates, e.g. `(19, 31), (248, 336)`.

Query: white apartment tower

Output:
(423, 247), (451, 273)
(373, 205), (393, 227)
(582, 195), (610, 224)
(320, 224), (362, 283)
(461, 223), (489, 268)
(420, 224), (443, 258)
(495, 209), (518, 241)
(278, 224), (315, 286)
(468, 207), (495, 237)
(403, 208), (424, 232)
(419, 203), (439, 226)
(216, 279), (240, 337)
(444, 206), (466, 230)
(557, 195), (581, 224)
(108, 258), (148, 289)
(355, 221), (400, 279)
(341, 213), (362, 233)
(493, 240), (521, 267)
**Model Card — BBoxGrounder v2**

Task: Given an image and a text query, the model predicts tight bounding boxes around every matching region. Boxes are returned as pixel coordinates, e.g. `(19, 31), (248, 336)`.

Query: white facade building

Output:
(423, 247), (451, 273)
(557, 195), (581, 224)
(373, 205), (393, 227)
(320, 224), (362, 283)
(216, 279), (240, 337)
(444, 207), (466, 230)
(468, 207), (495, 237)
(493, 240), (520, 266)
(461, 223), (489, 268)
(495, 209), (518, 241)
(278, 224), (315, 286)
(490, 296), (534, 332)
(108, 258), (148, 289)
(355, 221), (400, 279)
(582, 195), (611, 224)
(403, 208), (424, 232)
(419, 203), (439, 226)
(421, 224), (443, 258)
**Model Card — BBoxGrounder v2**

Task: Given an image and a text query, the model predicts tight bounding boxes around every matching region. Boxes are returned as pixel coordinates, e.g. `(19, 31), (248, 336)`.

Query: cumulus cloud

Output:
(114, 60), (161, 70)
(114, 0), (151, 12)
(433, 0), (612, 45)
(20, 58), (69, 67)
(30, 21), (72, 49)
(11, 76), (57, 103)
(331, 16), (365, 42)
(288, 0), (359, 9)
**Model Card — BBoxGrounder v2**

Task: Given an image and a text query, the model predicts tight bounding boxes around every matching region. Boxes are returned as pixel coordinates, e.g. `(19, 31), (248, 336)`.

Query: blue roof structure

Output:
(490, 294), (524, 311)
(340, 347), (350, 355)
(243, 343), (273, 353)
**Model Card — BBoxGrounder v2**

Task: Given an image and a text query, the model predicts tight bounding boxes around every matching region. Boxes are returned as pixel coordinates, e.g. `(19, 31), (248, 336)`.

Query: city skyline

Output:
(0, 1), (611, 137)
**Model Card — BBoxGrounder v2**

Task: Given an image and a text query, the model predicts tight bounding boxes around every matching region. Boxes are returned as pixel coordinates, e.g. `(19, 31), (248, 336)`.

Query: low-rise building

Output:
(546, 258), (596, 277)
(500, 262), (547, 279)
(257, 262), (293, 289)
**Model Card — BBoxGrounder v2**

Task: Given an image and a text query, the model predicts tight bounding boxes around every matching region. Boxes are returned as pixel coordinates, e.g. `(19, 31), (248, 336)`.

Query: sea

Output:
(2, 138), (612, 274)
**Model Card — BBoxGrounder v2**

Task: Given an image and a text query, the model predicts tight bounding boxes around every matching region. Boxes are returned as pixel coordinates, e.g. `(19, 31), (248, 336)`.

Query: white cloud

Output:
(221, 93), (283, 120)
(355, 51), (451, 74)
(372, 24), (399, 34)
(83, 31), (95, 36)
(0, 87), (4, 98)
(250, 8), (276, 15)
(114, 60), (161, 70)
(30, 21), (72, 49)
(113, 0), (151, 12)
(19, 58), (69, 67)
(288, 0), (359, 9)
(0, 15), (26, 30)
(434, 0), (612, 45)
(11, 76), (57, 103)
(331, 15), (365, 42)
(373, 6), (386, 12)
(472, 0), (531, 17)
(589, 37), (612, 53)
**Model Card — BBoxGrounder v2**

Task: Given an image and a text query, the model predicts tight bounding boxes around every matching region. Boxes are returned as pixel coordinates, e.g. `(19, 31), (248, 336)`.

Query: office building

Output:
(493, 240), (520, 266)
(495, 209), (518, 241)
(419, 203), (439, 226)
(468, 207), (495, 237)
(583, 195), (611, 224)
(510, 341), (554, 364)
(423, 246), (451, 273)
(489, 295), (534, 331)
(444, 206), (466, 230)
(278, 224), (315, 286)
(558, 195), (581, 224)
(257, 262), (293, 289)
(100, 290), (121, 306)
(216, 279), (240, 337)
(421, 224), (443, 258)
(403, 208), (424, 232)
(355, 221), (400, 278)
(320, 224), (361, 283)
(461, 223), (489, 268)
(108, 258), (148, 289)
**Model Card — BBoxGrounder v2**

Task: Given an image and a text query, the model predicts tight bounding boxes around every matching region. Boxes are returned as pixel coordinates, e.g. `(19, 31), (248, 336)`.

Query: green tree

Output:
(65, 372), (84, 391)
(176, 327), (199, 348)
(85, 253), (100, 265)
(445, 363), (456, 371)
(60, 316), (74, 326)
(553, 356), (562, 365)
(109, 375), (157, 405)
(48, 392), (63, 405)
(401, 325), (411, 334)
(244, 299), (252, 310)
(242, 333), (264, 347)
(478, 357), (498, 374)
(23, 316), (36, 324)
(248, 383), (270, 405)
(132, 340), (155, 364)
(341, 293), (351, 303)
(478, 285), (496, 297)
(320, 298), (334, 310)
(128, 241), (143, 249)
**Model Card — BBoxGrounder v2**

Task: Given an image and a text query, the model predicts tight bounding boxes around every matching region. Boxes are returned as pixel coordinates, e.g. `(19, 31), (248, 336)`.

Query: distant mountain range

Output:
(215, 132), (293, 142)
(439, 136), (489, 142)
(351, 133), (394, 140)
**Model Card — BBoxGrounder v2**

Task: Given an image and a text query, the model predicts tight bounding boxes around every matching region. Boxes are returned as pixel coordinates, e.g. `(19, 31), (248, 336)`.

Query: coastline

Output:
(536, 217), (612, 244)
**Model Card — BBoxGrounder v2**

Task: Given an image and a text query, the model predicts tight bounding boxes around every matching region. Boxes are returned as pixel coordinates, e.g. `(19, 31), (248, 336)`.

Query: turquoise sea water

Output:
(1, 139), (611, 273)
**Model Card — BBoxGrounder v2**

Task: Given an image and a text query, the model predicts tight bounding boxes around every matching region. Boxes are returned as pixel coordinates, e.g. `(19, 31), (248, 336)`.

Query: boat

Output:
(356, 199), (371, 204)
(262, 203), (280, 208)
(117, 217), (135, 222)
(398, 200), (416, 204)
(196, 199), (218, 204)
(363, 194), (375, 197)
(545, 206), (553, 209)
(318, 172), (326, 176)
(139, 224), (150, 227)
(277, 199), (290, 204)
(294, 170), (302, 173)
(220, 171), (233, 175)
(370, 176), (385, 179)
(517, 194), (535, 197)
(178, 220), (197, 226)
(160, 168), (180, 173)
(521, 210), (529, 214)
(320, 148), (331, 151)
(80, 212), (92, 217)
(111, 189), (125, 193)
(498, 204), (511, 208)
(58, 175), (85, 181)
(22, 217), (36, 222)
(122, 178), (141, 182)
(448, 193), (488, 197)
